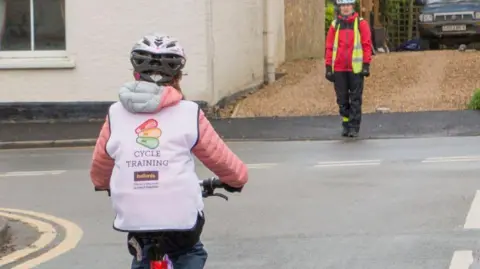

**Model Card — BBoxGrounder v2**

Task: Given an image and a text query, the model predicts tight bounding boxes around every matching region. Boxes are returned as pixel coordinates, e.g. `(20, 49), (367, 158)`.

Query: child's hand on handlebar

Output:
(223, 185), (243, 193)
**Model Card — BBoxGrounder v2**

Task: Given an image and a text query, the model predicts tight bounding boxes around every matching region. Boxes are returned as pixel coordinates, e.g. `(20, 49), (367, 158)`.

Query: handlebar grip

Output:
(200, 177), (224, 188)
(211, 178), (225, 188)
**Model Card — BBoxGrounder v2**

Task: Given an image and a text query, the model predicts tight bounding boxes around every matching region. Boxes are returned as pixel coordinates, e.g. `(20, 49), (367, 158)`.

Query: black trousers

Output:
(333, 72), (364, 131)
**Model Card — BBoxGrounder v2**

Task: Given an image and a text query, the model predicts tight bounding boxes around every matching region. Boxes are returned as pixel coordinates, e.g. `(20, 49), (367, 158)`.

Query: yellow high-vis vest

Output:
(331, 17), (363, 74)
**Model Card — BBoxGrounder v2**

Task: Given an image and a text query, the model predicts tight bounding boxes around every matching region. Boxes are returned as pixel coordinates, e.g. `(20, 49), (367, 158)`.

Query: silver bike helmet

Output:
(336, 0), (355, 4)
(130, 34), (186, 84)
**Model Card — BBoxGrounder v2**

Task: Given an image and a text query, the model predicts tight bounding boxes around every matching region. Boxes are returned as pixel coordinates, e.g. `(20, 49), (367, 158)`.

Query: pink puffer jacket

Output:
(90, 82), (248, 189)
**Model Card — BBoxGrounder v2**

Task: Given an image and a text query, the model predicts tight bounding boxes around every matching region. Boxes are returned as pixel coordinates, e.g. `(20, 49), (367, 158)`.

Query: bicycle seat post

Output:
(150, 241), (165, 261)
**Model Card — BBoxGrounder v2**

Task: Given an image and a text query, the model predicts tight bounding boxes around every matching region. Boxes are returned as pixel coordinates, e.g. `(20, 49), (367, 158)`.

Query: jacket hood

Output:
(118, 81), (183, 114)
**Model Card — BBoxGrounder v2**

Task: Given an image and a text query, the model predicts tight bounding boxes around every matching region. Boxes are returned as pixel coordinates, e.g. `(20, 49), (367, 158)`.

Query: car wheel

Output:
(430, 40), (440, 50)
(420, 38), (430, 50)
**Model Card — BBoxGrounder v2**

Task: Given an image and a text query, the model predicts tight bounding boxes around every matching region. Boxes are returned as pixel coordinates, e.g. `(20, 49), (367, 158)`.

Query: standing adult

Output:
(325, 0), (372, 137)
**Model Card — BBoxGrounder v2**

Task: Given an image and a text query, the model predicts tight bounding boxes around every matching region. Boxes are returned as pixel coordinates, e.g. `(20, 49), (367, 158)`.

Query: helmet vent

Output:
(154, 39), (163, 47)
(142, 38), (151, 46)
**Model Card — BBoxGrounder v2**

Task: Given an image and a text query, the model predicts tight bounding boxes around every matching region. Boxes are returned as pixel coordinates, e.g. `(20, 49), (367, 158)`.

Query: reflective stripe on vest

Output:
(106, 100), (204, 232)
(331, 17), (363, 74)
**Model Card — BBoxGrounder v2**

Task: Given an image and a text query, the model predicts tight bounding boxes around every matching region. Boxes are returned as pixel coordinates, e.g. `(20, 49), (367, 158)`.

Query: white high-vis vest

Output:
(106, 100), (204, 232)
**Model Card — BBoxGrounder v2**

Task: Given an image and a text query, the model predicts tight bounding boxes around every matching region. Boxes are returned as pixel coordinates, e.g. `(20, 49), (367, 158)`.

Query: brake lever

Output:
(212, 193), (228, 201)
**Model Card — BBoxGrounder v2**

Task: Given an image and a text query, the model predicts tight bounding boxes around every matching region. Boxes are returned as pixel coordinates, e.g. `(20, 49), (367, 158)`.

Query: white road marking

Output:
(313, 160), (381, 168)
(448, 250), (473, 269)
(0, 170), (66, 177)
(464, 190), (480, 229)
(0, 208), (83, 268)
(422, 156), (480, 163)
(247, 163), (278, 169)
(0, 211), (57, 266)
(0, 155), (477, 177)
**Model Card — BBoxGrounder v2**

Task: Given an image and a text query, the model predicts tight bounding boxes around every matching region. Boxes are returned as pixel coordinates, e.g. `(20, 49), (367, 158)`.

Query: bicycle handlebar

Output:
(94, 177), (229, 200)
(199, 177), (228, 200)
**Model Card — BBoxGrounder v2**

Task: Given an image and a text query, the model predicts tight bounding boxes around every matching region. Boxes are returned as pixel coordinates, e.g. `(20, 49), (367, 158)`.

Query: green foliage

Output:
(468, 89), (480, 110)
(325, 2), (336, 34)
(385, 0), (411, 19)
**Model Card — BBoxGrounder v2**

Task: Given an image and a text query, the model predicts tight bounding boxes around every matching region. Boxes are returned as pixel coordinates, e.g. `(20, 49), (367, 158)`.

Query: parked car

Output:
(415, 0), (480, 49)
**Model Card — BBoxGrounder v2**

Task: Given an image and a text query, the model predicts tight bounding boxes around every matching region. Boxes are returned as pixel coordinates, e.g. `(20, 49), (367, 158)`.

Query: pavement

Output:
(1, 136), (480, 268)
(0, 217), (8, 249)
(0, 219), (40, 258)
(1, 110), (480, 146)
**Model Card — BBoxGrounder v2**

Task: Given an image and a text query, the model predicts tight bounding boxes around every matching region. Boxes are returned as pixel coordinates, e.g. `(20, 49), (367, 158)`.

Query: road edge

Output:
(1, 110), (479, 149)
(0, 139), (97, 150)
(0, 217), (9, 248)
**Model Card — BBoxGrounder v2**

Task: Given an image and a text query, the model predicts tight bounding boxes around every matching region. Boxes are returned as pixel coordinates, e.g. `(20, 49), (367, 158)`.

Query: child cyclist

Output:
(89, 34), (249, 269)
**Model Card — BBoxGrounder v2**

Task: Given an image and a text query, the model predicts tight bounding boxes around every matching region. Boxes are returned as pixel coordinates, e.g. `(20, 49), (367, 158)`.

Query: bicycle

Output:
(95, 177), (230, 269)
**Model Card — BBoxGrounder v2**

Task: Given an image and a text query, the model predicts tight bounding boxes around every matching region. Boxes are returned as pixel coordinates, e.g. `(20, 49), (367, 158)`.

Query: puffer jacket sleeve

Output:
(325, 23), (336, 66)
(192, 110), (248, 188)
(90, 116), (115, 189)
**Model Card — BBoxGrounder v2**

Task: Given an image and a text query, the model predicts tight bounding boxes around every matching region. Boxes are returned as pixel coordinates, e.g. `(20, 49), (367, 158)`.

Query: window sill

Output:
(0, 57), (76, 70)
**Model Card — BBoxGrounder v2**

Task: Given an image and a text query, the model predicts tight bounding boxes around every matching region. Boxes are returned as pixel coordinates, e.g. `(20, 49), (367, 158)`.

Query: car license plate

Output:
(442, 25), (466, 31)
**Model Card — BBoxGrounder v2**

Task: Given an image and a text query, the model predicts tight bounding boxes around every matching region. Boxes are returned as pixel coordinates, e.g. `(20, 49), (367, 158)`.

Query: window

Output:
(0, 0), (73, 69)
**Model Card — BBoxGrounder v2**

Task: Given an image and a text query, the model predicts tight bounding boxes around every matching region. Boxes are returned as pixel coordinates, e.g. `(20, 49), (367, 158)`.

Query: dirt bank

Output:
(227, 50), (480, 118)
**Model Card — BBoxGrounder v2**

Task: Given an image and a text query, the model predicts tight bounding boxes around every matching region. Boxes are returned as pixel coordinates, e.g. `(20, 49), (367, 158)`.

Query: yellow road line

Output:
(0, 211), (56, 266)
(0, 208), (83, 268)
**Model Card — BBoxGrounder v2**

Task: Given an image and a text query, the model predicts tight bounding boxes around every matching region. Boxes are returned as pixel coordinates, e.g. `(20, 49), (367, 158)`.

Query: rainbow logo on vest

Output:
(135, 119), (162, 149)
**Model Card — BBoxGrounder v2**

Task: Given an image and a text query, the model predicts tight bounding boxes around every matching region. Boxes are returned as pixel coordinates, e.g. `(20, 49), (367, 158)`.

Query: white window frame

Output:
(0, 0), (75, 70)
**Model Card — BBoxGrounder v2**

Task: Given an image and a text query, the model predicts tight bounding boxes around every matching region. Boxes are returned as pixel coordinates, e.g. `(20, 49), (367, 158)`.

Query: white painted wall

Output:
(271, 1), (286, 68)
(210, 0), (265, 102)
(0, 0), (285, 104)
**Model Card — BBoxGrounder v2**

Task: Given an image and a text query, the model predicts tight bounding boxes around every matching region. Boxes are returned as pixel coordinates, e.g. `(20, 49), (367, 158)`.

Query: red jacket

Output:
(325, 13), (372, 72)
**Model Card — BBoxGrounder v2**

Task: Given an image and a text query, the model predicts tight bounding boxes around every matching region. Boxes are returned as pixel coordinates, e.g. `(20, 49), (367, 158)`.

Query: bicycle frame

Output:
(150, 256), (173, 269)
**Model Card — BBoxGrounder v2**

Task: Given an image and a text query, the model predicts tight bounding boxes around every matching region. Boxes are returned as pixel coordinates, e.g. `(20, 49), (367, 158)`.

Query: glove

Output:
(361, 63), (370, 77)
(325, 65), (335, 83)
(224, 184), (243, 193)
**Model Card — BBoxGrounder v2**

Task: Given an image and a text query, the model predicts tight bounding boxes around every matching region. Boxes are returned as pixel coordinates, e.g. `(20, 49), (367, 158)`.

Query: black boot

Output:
(348, 129), (358, 137)
(348, 126), (359, 137)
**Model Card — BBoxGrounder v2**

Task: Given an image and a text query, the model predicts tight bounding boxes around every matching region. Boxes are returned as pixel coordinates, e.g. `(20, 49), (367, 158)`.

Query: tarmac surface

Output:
(0, 136), (480, 268)
(1, 110), (480, 143)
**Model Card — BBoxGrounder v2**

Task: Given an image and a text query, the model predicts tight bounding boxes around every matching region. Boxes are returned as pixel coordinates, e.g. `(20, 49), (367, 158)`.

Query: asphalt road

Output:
(1, 136), (480, 268)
